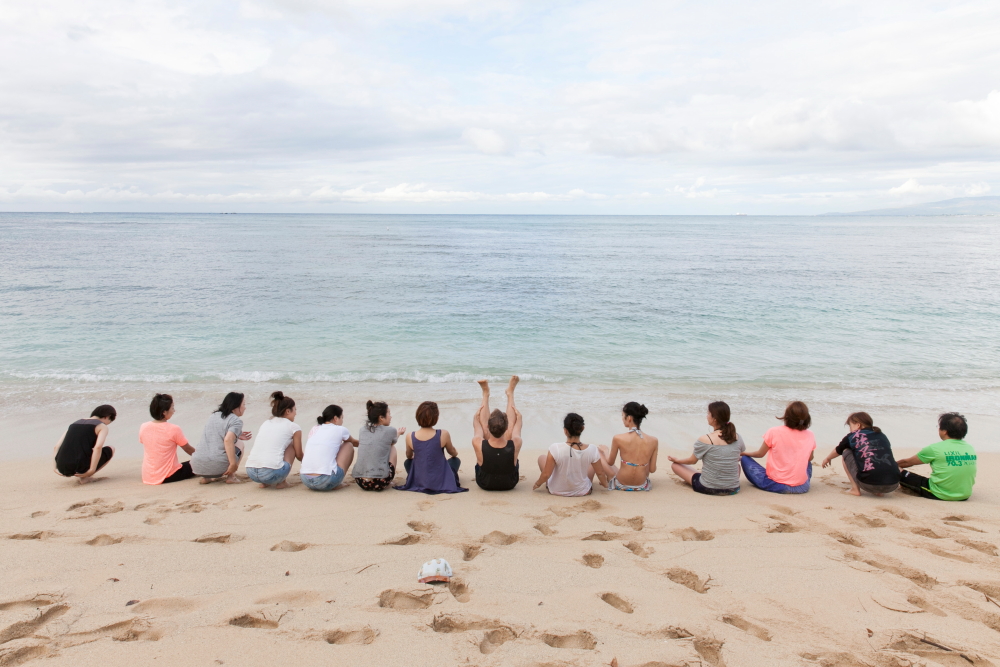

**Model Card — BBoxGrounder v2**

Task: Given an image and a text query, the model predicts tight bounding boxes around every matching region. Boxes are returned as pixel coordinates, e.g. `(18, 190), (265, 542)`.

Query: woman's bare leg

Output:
(505, 376), (519, 435)
(537, 454), (547, 472)
(336, 442), (355, 473)
(472, 405), (485, 442)
(842, 458), (862, 496)
(477, 380), (491, 435)
(389, 444), (398, 468)
(671, 462), (696, 486)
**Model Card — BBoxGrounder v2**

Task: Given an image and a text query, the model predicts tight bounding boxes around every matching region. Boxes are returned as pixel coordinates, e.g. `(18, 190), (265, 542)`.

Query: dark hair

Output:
(317, 404), (343, 425)
(846, 411), (881, 433)
(217, 392), (245, 418)
(623, 402), (649, 428)
(270, 391), (295, 418)
(708, 401), (737, 444)
(564, 412), (585, 438)
(938, 412), (968, 440)
(488, 409), (508, 438)
(778, 401), (811, 430)
(149, 394), (173, 421)
(90, 404), (117, 422)
(366, 400), (389, 431)
(416, 401), (439, 428)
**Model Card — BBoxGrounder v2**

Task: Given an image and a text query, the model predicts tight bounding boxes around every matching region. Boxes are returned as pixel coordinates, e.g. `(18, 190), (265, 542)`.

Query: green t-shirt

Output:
(917, 439), (977, 501)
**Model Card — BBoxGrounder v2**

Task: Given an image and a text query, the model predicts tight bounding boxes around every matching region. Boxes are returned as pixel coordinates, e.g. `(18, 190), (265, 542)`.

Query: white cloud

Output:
(462, 128), (508, 154)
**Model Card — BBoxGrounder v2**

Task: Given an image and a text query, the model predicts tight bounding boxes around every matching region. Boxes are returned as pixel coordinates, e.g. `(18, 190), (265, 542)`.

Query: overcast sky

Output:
(1, 0), (998, 214)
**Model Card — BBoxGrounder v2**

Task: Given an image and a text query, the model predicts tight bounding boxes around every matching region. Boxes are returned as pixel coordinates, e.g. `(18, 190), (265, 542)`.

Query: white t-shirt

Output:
(300, 424), (351, 476)
(245, 417), (301, 470)
(546, 442), (601, 496)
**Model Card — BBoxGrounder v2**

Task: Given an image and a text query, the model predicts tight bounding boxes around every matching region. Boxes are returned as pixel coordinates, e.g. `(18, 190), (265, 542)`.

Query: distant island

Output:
(826, 195), (1000, 216)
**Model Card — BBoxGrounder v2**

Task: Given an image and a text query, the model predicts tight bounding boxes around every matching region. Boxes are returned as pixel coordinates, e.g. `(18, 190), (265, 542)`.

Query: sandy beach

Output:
(3, 402), (999, 667)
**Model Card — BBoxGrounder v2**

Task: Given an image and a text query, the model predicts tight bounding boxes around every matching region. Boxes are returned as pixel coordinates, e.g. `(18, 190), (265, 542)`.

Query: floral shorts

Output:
(608, 476), (651, 491)
(355, 463), (396, 491)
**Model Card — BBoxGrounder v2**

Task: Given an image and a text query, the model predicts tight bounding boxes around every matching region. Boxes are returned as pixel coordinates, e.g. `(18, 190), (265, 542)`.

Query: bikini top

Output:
(622, 427), (649, 466)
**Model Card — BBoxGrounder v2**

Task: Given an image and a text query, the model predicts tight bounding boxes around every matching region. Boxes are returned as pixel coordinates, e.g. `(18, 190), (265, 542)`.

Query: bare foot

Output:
(258, 483), (268, 488)
(77, 476), (95, 485)
(225, 475), (242, 484)
(506, 375), (519, 394)
(477, 379), (489, 393)
(842, 488), (861, 496)
(199, 477), (213, 484)
(274, 481), (289, 489)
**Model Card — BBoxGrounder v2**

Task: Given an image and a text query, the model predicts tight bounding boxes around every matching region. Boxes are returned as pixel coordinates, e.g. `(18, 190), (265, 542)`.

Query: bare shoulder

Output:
(440, 429), (451, 441)
(611, 433), (627, 445)
(697, 434), (711, 444)
(647, 434), (659, 446)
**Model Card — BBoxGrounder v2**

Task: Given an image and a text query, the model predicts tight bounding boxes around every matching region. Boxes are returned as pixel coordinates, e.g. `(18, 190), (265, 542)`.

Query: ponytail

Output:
(366, 400), (389, 432)
(270, 391), (295, 418)
(846, 411), (880, 433)
(317, 404), (343, 425)
(708, 401), (737, 444)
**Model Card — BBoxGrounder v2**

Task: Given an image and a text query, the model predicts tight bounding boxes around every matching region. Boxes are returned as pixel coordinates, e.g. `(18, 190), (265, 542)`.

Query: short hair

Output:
(91, 404), (117, 422)
(416, 401), (439, 428)
(149, 394), (173, 421)
(317, 404), (343, 425)
(563, 412), (585, 437)
(938, 412), (968, 440)
(779, 401), (811, 430)
(488, 409), (508, 438)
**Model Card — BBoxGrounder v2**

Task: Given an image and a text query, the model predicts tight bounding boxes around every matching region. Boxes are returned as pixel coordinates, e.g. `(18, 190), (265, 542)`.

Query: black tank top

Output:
(55, 419), (101, 476)
(476, 440), (519, 491)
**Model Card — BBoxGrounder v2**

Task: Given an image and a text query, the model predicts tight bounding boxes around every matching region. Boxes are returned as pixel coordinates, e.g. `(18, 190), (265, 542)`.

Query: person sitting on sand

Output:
(472, 376), (523, 491)
(896, 412), (977, 501)
(395, 401), (467, 494)
(534, 413), (610, 496)
(244, 391), (302, 489)
(820, 412), (899, 496)
(352, 400), (405, 491)
(191, 392), (252, 484)
(668, 401), (744, 495)
(605, 402), (658, 491)
(741, 401), (815, 494)
(299, 404), (358, 492)
(54, 404), (117, 484)
(140, 394), (196, 485)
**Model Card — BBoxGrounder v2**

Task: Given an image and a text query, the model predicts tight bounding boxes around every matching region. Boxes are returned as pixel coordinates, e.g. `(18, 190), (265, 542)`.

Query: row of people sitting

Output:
(54, 377), (978, 502)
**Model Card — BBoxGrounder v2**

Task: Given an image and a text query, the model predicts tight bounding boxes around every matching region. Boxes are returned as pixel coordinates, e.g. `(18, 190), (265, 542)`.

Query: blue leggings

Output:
(741, 457), (811, 494)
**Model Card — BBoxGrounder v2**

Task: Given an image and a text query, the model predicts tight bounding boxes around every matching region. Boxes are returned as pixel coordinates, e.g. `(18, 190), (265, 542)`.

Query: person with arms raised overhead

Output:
(395, 401), (467, 494)
(352, 400), (405, 491)
(472, 376), (523, 491)
(605, 402), (658, 491)
(300, 404), (358, 492)
(668, 401), (743, 495)
(140, 394), (197, 485)
(534, 413), (610, 496)
(54, 404), (117, 484)
(820, 411), (899, 496)
(896, 412), (977, 501)
(741, 401), (815, 494)
(244, 391), (302, 489)
(191, 392), (252, 484)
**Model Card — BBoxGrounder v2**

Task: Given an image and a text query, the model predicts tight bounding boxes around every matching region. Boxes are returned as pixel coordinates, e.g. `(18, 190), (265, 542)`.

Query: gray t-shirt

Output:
(693, 434), (745, 489)
(191, 412), (243, 477)
(352, 424), (398, 479)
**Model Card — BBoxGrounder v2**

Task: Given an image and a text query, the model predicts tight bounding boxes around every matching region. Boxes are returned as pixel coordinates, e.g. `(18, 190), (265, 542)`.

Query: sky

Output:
(1, 0), (998, 214)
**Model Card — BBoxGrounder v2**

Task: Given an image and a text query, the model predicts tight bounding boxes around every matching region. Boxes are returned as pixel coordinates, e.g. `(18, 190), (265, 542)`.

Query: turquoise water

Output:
(1, 212), (999, 414)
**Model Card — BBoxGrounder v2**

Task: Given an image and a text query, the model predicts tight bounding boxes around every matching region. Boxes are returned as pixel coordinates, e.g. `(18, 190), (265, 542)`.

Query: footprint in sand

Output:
(533, 523), (557, 536)
(674, 527), (714, 542)
(721, 614), (772, 641)
(449, 577), (471, 603)
(841, 552), (936, 588)
(407, 521), (435, 533)
(244, 504), (263, 512)
(479, 627), (516, 654)
(955, 538), (999, 556)
(911, 527), (945, 539)
(918, 543), (975, 563)
(193, 533), (243, 544)
(29, 511), (48, 518)
(666, 568), (711, 594)
(65, 498), (124, 519)
(378, 590), (433, 610)
(61, 617), (163, 645)
(382, 534), (421, 546)
(844, 514), (886, 528)
(877, 506), (909, 520)
(541, 630), (597, 650)
(645, 626), (694, 639)
(0, 595), (61, 612)
(322, 627), (378, 645)
(624, 541), (653, 558)
(482, 531), (519, 546)
(582, 531), (621, 542)
(229, 612), (280, 629)
(881, 631), (987, 665)
(431, 613), (504, 633)
(799, 651), (869, 667)
(582, 554), (604, 568)
(462, 545), (482, 561)
(766, 519), (797, 534)
(85, 534), (126, 546)
(606, 516), (644, 531)
(0, 603), (70, 644)
(945, 520), (986, 533)
(8, 531), (56, 541)
(829, 532), (863, 547)
(961, 580), (1000, 598)
(693, 637), (726, 667)
(270, 540), (310, 552)
(600, 593), (634, 614)
(129, 597), (202, 617)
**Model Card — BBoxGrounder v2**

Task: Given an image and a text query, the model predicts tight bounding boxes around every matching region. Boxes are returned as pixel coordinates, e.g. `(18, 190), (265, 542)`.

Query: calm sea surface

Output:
(1, 212), (999, 417)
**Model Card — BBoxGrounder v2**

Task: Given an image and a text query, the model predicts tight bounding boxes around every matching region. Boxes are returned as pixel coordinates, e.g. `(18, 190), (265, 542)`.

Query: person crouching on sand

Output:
(896, 412), (977, 501)
(395, 401), (467, 494)
(820, 412), (899, 496)
(668, 401), (744, 495)
(191, 392), (252, 484)
(299, 404), (357, 492)
(534, 413), (610, 495)
(244, 391), (302, 489)
(605, 402), (658, 491)
(741, 401), (815, 494)
(472, 376), (522, 491)
(54, 404), (117, 484)
(352, 400), (404, 491)
(140, 394), (196, 485)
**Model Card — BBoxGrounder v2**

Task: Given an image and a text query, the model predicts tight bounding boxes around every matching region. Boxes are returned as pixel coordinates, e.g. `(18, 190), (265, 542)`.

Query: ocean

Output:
(2, 212), (999, 426)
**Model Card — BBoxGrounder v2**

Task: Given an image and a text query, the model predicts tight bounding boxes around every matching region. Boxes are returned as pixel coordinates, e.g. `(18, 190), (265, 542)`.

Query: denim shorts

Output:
(301, 467), (347, 491)
(246, 461), (291, 486)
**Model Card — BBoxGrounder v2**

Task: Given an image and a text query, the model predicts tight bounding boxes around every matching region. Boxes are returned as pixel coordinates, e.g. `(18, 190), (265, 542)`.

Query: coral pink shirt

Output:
(763, 425), (816, 486)
(139, 421), (189, 485)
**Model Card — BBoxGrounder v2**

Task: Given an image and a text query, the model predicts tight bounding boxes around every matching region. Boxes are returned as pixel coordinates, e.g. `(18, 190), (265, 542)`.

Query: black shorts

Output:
(691, 473), (739, 496)
(57, 446), (114, 477)
(162, 461), (195, 484)
(898, 470), (961, 500)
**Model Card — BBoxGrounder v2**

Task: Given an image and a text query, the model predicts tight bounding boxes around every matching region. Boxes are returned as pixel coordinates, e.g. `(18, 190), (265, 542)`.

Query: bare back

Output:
(609, 431), (658, 485)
